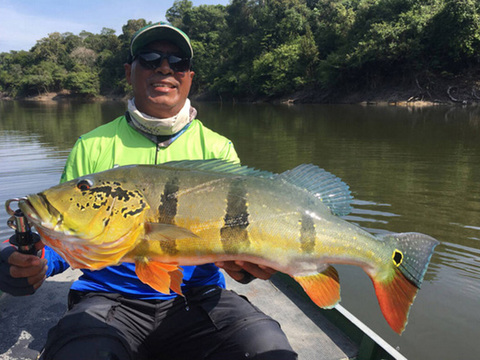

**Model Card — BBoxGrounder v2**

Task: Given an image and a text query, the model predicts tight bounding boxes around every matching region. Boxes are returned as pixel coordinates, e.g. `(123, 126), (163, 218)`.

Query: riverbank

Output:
(277, 69), (480, 106)
(2, 71), (479, 106)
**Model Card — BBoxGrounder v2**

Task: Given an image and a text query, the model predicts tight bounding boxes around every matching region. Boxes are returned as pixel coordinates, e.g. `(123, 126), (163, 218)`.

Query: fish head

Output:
(19, 173), (150, 251)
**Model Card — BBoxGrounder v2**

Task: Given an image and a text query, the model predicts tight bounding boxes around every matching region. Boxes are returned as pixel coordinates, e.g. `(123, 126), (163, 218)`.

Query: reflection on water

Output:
(1, 100), (480, 359)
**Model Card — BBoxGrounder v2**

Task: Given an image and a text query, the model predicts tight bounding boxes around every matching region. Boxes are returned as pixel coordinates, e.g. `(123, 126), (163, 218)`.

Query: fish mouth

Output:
(19, 194), (63, 229)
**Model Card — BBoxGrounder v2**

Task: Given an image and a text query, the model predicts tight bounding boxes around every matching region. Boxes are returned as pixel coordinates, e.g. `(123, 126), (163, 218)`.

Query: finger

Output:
(215, 261), (243, 272)
(8, 251), (42, 268)
(240, 262), (276, 280)
(10, 258), (47, 278)
(35, 239), (46, 251)
(223, 268), (246, 282)
(258, 264), (277, 275)
(27, 266), (47, 285)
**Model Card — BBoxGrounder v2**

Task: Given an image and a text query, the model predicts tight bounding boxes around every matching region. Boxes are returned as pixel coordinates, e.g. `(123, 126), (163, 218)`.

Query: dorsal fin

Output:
(158, 160), (352, 216)
(158, 159), (275, 178)
(276, 164), (353, 216)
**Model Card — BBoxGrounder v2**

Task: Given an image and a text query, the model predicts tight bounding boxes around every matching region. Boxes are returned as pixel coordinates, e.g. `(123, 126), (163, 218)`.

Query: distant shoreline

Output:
(2, 76), (480, 107)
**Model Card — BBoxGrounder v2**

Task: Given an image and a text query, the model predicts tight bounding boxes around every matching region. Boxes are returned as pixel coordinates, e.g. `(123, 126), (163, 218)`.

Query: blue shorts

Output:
(40, 286), (297, 360)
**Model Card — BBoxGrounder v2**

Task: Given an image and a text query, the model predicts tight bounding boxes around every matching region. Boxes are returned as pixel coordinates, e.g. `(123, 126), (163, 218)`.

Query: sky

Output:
(0, 0), (230, 53)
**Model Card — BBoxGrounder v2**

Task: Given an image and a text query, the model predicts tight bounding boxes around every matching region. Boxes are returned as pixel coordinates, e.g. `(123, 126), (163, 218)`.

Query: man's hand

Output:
(215, 260), (277, 284)
(0, 241), (47, 296)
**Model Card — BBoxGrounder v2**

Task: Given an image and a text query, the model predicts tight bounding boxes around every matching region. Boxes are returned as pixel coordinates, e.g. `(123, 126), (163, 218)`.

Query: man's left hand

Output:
(215, 261), (277, 284)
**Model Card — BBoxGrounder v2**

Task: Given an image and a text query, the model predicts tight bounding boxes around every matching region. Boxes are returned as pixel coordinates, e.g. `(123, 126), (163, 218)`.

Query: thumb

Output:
(35, 238), (45, 251)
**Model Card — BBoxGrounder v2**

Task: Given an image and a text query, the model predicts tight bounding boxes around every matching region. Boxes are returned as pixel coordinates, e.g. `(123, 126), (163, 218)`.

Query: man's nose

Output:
(154, 59), (173, 74)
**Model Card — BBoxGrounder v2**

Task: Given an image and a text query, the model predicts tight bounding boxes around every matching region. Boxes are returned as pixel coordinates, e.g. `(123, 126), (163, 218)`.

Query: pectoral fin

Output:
(145, 223), (199, 241)
(135, 259), (184, 295)
(293, 266), (340, 309)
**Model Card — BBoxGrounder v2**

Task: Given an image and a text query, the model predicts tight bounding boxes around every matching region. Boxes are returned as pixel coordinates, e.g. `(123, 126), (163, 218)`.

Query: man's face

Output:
(125, 41), (194, 119)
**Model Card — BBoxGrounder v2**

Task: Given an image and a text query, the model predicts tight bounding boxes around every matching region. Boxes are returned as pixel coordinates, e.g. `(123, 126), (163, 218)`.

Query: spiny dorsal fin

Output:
(158, 159), (275, 178)
(158, 160), (352, 216)
(276, 164), (353, 216)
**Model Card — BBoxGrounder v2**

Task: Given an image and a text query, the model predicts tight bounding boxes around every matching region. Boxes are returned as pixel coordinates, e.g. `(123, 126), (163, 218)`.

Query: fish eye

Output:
(77, 179), (93, 191)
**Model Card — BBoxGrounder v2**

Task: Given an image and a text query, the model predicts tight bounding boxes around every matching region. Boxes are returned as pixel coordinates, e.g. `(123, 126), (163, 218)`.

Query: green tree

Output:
(19, 61), (66, 96)
(422, 0), (480, 70)
(65, 65), (100, 96)
(166, 0), (194, 27)
(31, 32), (68, 64)
(252, 40), (306, 96)
(168, 3), (228, 92)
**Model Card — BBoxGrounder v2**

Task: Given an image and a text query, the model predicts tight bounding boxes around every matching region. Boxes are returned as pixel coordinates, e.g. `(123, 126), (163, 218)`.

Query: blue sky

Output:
(0, 0), (230, 53)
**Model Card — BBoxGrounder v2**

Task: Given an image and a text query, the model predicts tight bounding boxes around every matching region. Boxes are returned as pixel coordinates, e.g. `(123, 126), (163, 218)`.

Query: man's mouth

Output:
(151, 82), (176, 91)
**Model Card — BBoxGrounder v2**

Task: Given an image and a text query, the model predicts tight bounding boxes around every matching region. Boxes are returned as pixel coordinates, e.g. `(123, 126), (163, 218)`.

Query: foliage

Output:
(65, 65), (100, 96)
(0, 0), (479, 99)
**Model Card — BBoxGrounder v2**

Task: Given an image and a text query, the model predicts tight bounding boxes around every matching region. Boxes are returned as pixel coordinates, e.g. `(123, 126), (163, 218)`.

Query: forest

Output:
(0, 0), (479, 103)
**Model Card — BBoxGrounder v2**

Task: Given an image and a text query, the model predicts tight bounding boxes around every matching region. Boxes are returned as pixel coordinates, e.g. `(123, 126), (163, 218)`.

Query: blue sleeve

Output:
(43, 246), (70, 277)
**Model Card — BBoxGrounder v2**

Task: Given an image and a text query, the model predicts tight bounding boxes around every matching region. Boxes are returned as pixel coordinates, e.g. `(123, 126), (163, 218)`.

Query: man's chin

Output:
(144, 98), (183, 118)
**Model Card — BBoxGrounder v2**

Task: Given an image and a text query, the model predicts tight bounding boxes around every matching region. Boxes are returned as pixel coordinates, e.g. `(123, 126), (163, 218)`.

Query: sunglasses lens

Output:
(137, 52), (190, 72)
(169, 57), (191, 72)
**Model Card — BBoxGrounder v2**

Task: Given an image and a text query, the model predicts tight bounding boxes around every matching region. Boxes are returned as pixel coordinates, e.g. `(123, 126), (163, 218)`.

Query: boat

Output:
(237, 273), (408, 360)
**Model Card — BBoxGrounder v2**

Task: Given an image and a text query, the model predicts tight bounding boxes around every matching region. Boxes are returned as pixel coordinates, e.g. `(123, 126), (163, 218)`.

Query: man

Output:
(0, 22), (297, 360)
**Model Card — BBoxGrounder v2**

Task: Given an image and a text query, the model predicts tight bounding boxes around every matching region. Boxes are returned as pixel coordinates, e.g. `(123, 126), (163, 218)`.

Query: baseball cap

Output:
(130, 22), (193, 59)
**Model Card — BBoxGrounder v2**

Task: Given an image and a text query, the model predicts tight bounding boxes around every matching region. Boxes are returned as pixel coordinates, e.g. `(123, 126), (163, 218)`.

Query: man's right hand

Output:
(0, 241), (47, 296)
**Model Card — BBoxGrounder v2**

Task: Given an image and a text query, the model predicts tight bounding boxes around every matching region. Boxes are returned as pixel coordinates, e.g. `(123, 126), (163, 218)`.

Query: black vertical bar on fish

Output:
(157, 177), (180, 255)
(220, 177), (251, 253)
(299, 214), (316, 254)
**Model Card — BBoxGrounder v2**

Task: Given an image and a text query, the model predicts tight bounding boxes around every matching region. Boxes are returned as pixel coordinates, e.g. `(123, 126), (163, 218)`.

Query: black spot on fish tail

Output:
(300, 214), (316, 254)
(158, 177), (179, 224)
(220, 178), (250, 253)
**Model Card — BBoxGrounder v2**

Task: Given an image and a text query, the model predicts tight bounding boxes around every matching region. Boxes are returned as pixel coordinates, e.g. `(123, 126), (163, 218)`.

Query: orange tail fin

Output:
(372, 232), (439, 334)
(370, 268), (419, 334)
(293, 265), (340, 309)
(135, 260), (184, 295)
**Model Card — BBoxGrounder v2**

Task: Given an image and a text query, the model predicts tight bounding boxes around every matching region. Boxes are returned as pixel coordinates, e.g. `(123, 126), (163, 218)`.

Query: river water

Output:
(1, 100), (479, 359)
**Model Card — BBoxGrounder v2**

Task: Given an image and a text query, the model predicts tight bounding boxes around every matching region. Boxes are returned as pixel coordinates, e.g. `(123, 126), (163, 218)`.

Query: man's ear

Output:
(124, 63), (132, 85)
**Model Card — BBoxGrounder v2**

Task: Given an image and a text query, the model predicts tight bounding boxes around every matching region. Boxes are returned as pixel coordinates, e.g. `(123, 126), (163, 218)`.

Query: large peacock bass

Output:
(13, 160), (439, 334)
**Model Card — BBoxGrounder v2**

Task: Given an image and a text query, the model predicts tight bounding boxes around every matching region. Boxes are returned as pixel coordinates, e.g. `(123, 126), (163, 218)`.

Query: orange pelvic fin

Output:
(135, 260), (184, 295)
(370, 267), (419, 334)
(293, 266), (340, 309)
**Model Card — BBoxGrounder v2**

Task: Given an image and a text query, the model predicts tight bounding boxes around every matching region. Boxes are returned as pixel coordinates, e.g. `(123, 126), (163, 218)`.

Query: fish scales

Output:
(138, 167), (393, 273)
(14, 160), (439, 334)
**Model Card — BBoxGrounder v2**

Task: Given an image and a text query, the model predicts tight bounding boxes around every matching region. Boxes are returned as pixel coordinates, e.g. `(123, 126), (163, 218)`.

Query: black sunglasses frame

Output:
(133, 51), (192, 72)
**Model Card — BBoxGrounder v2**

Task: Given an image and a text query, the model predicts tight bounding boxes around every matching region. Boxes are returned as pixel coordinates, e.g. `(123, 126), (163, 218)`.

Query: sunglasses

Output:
(134, 51), (191, 72)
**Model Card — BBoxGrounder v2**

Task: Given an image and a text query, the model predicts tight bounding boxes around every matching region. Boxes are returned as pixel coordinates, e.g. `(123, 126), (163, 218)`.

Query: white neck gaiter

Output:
(127, 98), (193, 136)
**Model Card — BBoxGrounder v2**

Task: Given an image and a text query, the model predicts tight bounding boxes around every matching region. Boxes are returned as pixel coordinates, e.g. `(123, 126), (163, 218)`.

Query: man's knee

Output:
(40, 335), (132, 360)
(240, 320), (297, 360)
(214, 318), (298, 360)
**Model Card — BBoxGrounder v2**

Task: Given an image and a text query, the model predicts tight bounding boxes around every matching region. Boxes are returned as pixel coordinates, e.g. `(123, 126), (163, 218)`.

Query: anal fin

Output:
(293, 265), (340, 309)
(135, 260), (184, 295)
